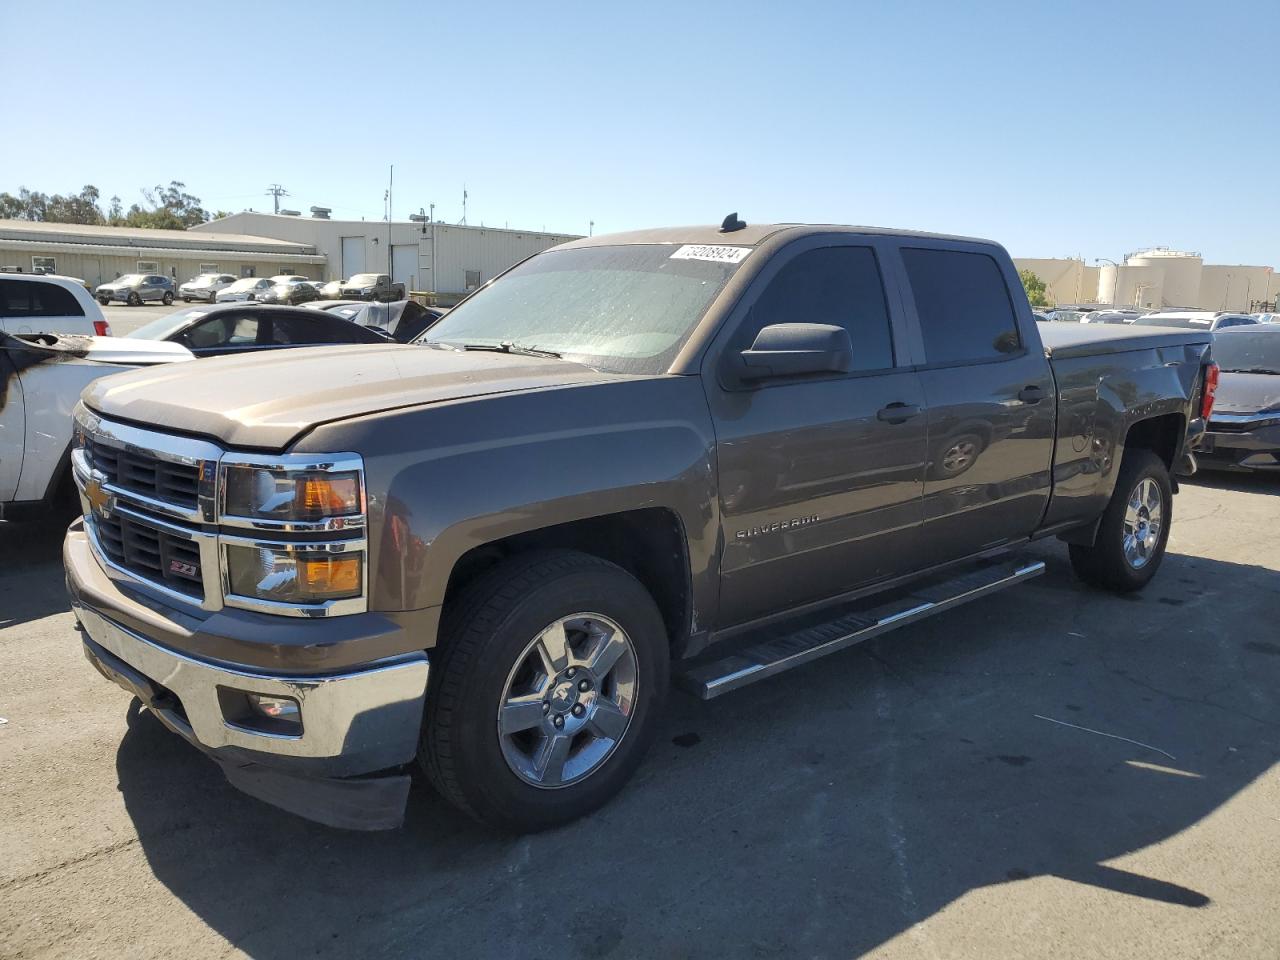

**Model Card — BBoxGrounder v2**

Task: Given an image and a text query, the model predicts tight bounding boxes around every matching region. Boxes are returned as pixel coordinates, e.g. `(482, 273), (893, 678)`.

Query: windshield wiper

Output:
(423, 340), (562, 359)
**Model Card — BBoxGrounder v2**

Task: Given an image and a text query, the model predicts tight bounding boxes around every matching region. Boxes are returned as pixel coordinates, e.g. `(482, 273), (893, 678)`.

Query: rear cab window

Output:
(901, 248), (1021, 364)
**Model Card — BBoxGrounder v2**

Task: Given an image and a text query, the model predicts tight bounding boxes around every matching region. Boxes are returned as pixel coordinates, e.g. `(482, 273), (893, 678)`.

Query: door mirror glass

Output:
(738, 323), (853, 380)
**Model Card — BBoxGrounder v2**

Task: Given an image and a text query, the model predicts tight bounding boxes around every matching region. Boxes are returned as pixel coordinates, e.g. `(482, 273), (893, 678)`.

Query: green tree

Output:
(1, 181), (211, 228)
(1019, 269), (1050, 307)
(0, 185), (106, 224)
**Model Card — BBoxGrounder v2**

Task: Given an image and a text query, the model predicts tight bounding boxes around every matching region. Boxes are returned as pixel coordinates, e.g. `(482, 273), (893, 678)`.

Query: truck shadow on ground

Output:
(0, 517), (73, 627)
(114, 545), (1280, 959)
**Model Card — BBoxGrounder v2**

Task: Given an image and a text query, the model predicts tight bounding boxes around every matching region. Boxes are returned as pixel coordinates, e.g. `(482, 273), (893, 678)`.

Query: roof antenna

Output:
(719, 212), (747, 233)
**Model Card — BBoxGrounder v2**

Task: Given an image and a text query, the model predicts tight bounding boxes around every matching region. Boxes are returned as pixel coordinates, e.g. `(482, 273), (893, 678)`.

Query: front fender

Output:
(297, 377), (720, 624)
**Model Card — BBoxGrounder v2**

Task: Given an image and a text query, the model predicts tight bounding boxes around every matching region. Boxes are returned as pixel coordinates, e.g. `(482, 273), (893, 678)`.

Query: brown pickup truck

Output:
(64, 220), (1216, 831)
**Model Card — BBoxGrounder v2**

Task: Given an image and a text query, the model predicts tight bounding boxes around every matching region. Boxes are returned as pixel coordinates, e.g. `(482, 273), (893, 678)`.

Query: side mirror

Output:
(737, 323), (853, 380)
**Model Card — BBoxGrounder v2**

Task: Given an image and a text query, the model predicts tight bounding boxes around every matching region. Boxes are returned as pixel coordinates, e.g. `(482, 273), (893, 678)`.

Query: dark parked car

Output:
(123, 302), (390, 357)
(1197, 326), (1280, 472)
(259, 278), (321, 305)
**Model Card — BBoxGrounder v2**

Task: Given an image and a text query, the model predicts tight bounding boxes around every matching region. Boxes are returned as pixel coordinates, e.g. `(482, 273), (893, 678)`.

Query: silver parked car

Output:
(215, 277), (276, 302)
(178, 273), (237, 303)
(95, 274), (176, 306)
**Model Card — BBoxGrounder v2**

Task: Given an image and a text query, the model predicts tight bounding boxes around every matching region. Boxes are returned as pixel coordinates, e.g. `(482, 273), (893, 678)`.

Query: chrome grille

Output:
(94, 510), (205, 599)
(85, 434), (201, 510)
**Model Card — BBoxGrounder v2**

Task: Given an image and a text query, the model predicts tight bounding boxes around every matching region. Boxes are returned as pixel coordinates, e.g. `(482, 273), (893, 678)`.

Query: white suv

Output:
(0, 273), (112, 336)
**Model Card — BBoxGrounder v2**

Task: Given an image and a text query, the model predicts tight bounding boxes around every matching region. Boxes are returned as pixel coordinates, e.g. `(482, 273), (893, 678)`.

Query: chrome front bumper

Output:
(74, 602), (429, 764)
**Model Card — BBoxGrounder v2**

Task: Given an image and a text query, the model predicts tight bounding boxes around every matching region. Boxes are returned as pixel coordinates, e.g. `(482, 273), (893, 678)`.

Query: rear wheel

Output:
(421, 550), (669, 831)
(1069, 449), (1172, 592)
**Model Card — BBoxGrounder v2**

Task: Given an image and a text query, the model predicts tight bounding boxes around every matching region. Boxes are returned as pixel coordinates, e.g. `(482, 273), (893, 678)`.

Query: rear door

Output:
(707, 236), (928, 628)
(893, 243), (1055, 562)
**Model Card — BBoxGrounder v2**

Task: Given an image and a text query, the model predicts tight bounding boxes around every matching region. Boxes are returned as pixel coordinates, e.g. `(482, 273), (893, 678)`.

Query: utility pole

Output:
(460, 186), (467, 226)
(265, 184), (289, 214)
(387, 165), (394, 279)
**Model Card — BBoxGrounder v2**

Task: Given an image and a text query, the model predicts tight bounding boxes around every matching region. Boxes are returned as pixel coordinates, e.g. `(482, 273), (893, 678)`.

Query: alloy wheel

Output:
(497, 613), (638, 788)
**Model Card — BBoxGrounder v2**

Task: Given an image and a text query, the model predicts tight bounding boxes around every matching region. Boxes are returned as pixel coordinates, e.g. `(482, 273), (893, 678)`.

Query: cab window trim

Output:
(712, 236), (910, 393)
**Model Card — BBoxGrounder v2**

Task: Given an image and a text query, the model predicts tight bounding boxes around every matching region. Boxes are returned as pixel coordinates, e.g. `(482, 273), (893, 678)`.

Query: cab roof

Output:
(557, 222), (994, 250)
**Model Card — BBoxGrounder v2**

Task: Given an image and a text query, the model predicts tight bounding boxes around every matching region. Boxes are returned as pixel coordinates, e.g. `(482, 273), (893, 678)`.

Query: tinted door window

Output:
(0, 280), (85, 317)
(269, 314), (333, 345)
(743, 246), (894, 372)
(181, 314), (260, 350)
(902, 248), (1020, 364)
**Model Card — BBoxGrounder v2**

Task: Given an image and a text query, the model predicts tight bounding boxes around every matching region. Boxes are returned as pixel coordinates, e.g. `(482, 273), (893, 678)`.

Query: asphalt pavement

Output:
(1, 474), (1278, 959)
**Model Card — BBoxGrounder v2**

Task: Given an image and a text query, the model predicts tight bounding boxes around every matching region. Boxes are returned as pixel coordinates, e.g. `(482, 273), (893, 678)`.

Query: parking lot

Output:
(1, 471), (1276, 959)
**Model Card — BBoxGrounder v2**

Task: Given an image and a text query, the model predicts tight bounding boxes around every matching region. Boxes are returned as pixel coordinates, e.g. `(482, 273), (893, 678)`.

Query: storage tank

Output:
(1125, 249), (1202, 308)
(1098, 263), (1163, 307)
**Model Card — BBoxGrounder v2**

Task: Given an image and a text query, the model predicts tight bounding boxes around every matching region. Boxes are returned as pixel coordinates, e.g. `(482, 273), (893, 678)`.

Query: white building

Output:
(1015, 248), (1279, 312)
(0, 219), (325, 288)
(192, 213), (580, 301)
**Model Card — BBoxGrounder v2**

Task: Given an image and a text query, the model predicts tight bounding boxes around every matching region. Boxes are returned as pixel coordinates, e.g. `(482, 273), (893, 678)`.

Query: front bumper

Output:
(65, 523), (431, 829)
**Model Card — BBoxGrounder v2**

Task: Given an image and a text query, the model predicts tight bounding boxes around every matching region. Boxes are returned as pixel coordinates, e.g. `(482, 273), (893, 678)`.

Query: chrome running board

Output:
(676, 557), (1046, 699)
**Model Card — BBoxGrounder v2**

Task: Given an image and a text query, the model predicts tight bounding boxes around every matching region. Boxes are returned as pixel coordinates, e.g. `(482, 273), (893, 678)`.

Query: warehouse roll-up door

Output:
(392, 245), (417, 293)
(340, 237), (365, 277)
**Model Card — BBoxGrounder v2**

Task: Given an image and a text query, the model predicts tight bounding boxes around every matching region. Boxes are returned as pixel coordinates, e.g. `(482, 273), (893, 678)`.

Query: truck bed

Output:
(1038, 322), (1211, 359)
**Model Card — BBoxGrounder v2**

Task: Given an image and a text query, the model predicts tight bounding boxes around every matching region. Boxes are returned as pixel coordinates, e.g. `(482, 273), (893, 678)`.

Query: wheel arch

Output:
(440, 508), (694, 655)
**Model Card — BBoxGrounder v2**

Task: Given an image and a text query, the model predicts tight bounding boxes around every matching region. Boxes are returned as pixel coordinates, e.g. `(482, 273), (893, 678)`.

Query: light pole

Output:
(1095, 258), (1120, 306)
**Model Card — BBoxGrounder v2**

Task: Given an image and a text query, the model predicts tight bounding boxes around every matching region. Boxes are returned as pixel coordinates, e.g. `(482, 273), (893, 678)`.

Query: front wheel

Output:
(1069, 449), (1172, 592)
(97, 296), (110, 306)
(421, 550), (669, 831)
(162, 291), (174, 305)
(127, 292), (141, 306)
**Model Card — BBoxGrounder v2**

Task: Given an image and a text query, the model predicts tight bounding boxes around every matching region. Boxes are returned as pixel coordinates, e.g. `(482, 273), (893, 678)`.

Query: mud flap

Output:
(219, 762), (412, 832)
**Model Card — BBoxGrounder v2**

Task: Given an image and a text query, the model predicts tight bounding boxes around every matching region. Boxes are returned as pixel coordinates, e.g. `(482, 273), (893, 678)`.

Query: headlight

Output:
(224, 542), (363, 604)
(222, 464), (362, 523)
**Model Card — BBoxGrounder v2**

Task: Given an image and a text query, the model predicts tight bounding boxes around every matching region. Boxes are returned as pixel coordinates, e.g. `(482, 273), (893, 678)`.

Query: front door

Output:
(894, 243), (1055, 562)
(706, 239), (928, 629)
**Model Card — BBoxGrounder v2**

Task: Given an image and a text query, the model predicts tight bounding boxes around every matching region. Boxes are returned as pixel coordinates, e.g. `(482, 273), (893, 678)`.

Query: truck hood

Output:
(1213, 372), (1280, 415)
(82, 343), (625, 450)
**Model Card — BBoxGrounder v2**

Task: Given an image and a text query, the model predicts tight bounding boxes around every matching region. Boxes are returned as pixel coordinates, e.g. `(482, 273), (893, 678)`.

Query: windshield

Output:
(224, 278), (258, 292)
(349, 274), (380, 285)
(112, 274), (142, 285)
(126, 307), (211, 341)
(417, 244), (748, 375)
(187, 274), (218, 285)
(1212, 331), (1280, 375)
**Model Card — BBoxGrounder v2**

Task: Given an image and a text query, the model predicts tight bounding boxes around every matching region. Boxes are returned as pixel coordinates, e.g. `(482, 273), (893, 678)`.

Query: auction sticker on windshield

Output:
(669, 244), (752, 264)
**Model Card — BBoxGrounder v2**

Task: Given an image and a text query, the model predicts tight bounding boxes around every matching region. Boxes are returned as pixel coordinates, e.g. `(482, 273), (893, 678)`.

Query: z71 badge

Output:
(735, 515), (819, 540)
(168, 559), (199, 578)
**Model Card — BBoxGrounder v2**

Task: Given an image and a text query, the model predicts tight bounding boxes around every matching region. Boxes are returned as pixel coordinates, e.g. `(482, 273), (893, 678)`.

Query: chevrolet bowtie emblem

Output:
(83, 474), (113, 517)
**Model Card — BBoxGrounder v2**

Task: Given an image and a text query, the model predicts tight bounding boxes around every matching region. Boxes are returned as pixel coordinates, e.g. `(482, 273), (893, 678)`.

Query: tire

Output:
(98, 297), (110, 306)
(182, 297), (191, 303)
(127, 292), (141, 306)
(162, 291), (174, 305)
(421, 549), (669, 831)
(1069, 449), (1172, 593)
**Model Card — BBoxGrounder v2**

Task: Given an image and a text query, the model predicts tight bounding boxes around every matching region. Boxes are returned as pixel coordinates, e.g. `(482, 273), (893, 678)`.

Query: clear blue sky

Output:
(3, 0), (1276, 265)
